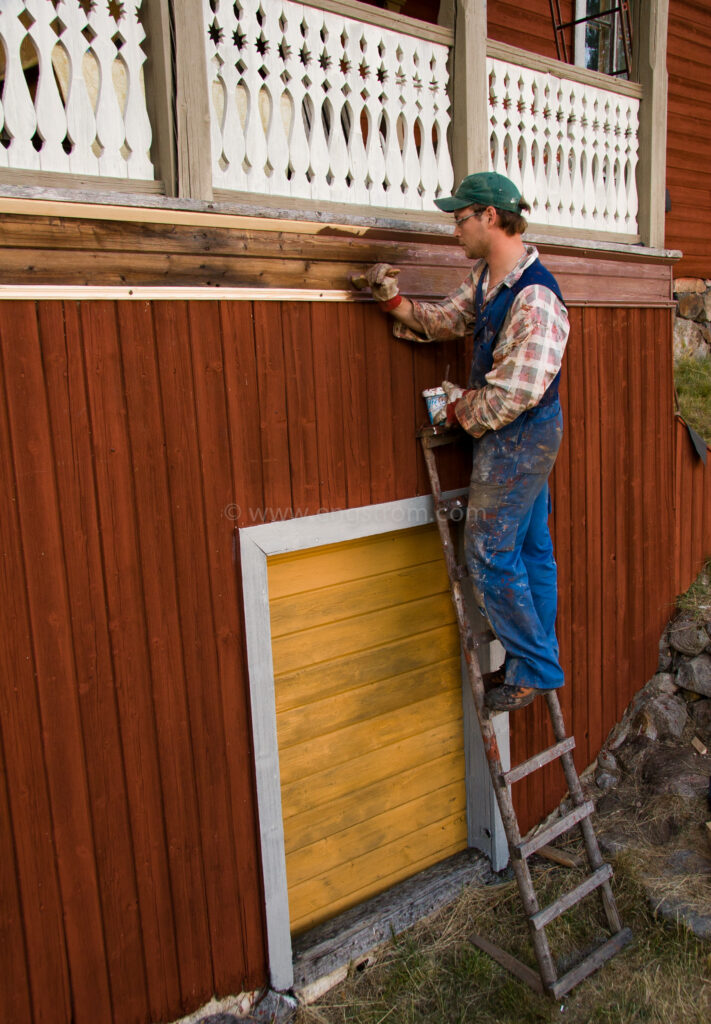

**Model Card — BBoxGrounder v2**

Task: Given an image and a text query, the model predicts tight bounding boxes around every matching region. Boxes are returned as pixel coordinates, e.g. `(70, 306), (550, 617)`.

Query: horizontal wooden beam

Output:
(0, 286), (365, 302)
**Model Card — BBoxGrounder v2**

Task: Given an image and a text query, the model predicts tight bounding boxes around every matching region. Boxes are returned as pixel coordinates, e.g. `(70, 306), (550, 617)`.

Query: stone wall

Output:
(673, 277), (711, 360)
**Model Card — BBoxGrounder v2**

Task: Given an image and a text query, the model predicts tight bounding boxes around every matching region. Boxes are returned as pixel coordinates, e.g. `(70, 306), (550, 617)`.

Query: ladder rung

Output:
(517, 801), (595, 861)
(502, 736), (576, 786)
(549, 928), (633, 999)
(531, 864), (613, 931)
(469, 932), (543, 994)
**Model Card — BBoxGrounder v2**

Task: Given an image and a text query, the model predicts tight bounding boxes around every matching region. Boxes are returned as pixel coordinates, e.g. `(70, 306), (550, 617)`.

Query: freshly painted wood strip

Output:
(270, 560), (448, 638)
(0, 285), (364, 301)
(283, 750), (466, 855)
(280, 718), (465, 823)
(271, 591), (456, 675)
(268, 526), (445, 599)
(275, 623), (461, 714)
(286, 781), (466, 888)
(288, 817), (467, 933)
(276, 656), (461, 749)
(278, 688), (463, 786)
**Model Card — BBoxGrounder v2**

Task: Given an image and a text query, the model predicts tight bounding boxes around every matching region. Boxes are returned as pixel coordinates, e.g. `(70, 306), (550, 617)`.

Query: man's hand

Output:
(432, 380), (466, 425)
(351, 263), (400, 302)
(442, 380), (465, 404)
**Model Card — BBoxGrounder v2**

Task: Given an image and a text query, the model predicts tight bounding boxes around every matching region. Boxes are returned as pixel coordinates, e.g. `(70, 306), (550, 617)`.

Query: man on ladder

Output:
(361, 171), (570, 713)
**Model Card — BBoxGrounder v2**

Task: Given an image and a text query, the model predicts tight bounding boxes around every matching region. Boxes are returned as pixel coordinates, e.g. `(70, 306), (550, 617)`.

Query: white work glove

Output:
(351, 263), (401, 302)
(432, 380), (466, 425)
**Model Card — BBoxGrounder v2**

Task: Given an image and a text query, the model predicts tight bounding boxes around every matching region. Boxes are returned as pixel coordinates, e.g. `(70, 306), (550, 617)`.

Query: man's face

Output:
(452, 205), (495, 260)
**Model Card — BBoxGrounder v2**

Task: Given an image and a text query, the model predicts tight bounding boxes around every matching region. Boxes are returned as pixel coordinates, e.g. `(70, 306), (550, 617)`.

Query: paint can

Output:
(422, 386), (446, 424)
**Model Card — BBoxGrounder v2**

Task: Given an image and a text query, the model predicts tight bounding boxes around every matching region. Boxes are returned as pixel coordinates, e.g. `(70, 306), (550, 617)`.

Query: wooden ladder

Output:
(419, 423), (632, 998)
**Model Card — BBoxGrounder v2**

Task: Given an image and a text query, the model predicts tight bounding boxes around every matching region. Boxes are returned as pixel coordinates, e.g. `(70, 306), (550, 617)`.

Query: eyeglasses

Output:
(453, 211), (480, 227)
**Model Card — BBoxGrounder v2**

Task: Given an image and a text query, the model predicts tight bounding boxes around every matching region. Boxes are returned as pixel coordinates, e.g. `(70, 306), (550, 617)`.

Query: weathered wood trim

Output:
(486, 38), (644, 99)
(634, 0), (669, 249)
(302, 0), (453, 44)
(173, 0), (213, 201)
(292, 849), (493, 989)
(141, 0), (177, 196)
(240, 495), (507, 989)
(450, 1), (489, 186)
(0, 169), (163, 193)
(0, 210), (677, 305)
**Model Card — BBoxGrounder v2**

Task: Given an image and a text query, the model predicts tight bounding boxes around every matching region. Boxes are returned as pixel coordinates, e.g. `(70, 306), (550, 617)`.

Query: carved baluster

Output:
(415, 42), (438, 210)
(517, 66), (536, 210)
(86, 0), (128, 176)
(556, 79), (574, 228)
(624, 97), (639, 233)
(115, 0), (153, 179)
(260, 0), (291, 195)
(567, 82), (585, 230)
(0, 0), (40, 169)
(321, 8), (350, 203)
(430, 40), (453, 202)
(300, 4), (330, 200)
(205, 0), (244, 191)
(359, 23), (387, 207)
(529, 71), (547, 224)
(53, 0), (99, 176)
(341, 16), (368, 204)
(25, 0), (69, 172)
(281, 1), (310, 199)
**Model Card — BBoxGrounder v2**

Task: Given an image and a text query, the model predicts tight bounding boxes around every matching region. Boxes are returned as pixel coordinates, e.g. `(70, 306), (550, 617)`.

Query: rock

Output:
(673, 317), (710, 360)
(704, 290), (711, 323)
(641, 745), (711, 798)
(674, 277), (706, 294)
(605, 720), (630, 751)
(632, 693), (688, 741)
(652, 899), (711, 939)
(677, 291), (704, 320)
(668, 615), (709, 656)
(595, 770), (619, 791)
(658, 628), (673, 672)
(244, 991), (298, 1023)
(644, 672), (678, 697)
(677, 654), (711, 698)
(690, 697), (711, 735)
(597, 748), (618, 772)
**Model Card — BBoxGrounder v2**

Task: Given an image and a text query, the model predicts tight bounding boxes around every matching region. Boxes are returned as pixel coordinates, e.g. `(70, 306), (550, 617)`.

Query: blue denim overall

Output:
(464, 260), (565, 691)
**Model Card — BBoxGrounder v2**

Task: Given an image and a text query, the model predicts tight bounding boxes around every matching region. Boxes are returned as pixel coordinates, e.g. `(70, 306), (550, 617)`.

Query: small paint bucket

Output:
(422, 386), (446, 424)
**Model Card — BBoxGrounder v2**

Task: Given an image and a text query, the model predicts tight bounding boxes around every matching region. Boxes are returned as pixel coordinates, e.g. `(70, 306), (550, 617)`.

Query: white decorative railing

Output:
(0, 0), (153, 179)
(203, 0), (454, 210)
(488, 55), (640, 234)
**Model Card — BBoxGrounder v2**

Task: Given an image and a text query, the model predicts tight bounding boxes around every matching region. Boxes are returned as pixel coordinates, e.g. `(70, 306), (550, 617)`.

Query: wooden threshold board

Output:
(291, 848), (495, 989)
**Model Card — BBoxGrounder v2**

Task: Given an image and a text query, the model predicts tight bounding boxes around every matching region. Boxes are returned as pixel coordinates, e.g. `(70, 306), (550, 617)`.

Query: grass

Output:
(675, 355), (711, 446)
(676, 557), (711, 622)
(294, 844), (711, 1024)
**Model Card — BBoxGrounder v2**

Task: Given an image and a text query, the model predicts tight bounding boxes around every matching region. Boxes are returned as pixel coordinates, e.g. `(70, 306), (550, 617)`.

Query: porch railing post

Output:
(634, 0), (669, 249)
(142, 0), (177, 196)
(172, 0), (213, 201)
(441, 0), (489, 189)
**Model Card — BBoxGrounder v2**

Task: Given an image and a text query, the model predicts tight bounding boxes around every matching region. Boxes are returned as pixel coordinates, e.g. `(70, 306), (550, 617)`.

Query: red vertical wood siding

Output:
(0, 286), (682, 1020)
(488, 0), (573, 60)
(674, 417), (711, 595)
(666, 0), (711, 277)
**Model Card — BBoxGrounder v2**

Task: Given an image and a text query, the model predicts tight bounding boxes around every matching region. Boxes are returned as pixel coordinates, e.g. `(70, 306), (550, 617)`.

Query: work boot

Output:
(485, 681), (537, 711)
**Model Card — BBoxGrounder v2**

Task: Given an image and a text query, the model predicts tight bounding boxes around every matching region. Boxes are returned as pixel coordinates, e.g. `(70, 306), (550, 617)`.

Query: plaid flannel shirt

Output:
(394, 246), (569, 437)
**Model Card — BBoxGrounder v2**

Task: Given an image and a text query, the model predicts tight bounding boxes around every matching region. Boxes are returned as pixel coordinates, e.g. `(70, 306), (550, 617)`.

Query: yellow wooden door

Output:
(268, 523), (467, 935)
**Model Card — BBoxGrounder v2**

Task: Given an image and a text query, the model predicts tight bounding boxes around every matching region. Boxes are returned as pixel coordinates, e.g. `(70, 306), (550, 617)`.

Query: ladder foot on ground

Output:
(418, 423), (632, 997)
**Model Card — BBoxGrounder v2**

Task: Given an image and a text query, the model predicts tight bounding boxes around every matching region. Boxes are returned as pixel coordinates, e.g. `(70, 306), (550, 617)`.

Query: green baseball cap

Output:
(435, 171), (522, 213)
